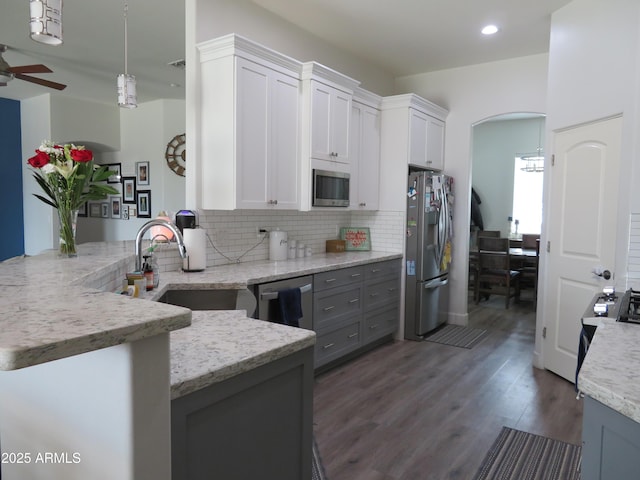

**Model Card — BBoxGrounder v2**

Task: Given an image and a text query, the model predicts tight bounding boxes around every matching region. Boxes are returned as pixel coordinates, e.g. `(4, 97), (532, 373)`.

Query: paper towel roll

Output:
(269, 229), (288, 261)
(182, 228), (207, 272)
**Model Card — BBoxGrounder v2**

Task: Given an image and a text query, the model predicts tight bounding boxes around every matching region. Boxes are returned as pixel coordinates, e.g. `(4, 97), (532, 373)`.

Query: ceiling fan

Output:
(0, 44), (66, 91)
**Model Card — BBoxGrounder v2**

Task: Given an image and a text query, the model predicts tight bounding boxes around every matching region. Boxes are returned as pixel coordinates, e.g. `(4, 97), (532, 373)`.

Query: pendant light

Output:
(519, 118), (544, 173)
(29, 0), (63, 46)
(117, 2), (137, 108)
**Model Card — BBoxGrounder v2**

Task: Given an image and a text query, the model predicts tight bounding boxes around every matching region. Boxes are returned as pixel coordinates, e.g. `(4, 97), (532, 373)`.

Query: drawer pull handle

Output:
(349, 298), (359, 304)
(369, 324), (378, 330)
(348, 333), (358, 338)
(325, 278), (337, 283)
(351, 273), (361, 278)
(323, 305), (336, 312)
(388, 288), (396, 292)
(371, 269), (381, 273)
(369, 293), (379, 297)
(323, 343), (335, 349)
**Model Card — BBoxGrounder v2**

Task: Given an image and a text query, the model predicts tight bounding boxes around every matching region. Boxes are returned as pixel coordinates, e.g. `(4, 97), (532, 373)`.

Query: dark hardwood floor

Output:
(313, 293), (583, 480)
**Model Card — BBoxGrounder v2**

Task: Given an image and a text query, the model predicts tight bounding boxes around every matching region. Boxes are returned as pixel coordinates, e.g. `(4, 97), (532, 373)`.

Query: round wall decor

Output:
(165, 133), (186, 177)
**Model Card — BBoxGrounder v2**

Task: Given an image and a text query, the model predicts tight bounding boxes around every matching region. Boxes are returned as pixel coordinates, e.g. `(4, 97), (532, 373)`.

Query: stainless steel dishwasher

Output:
(254, 275), (313, 330)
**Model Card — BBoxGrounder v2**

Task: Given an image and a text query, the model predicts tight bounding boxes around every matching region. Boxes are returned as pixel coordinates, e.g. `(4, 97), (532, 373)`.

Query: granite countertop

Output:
(169, 311), (316, 399)
(578, 319), (640, 423)
(149, 251), (403, 295)
(0, 242), (191, 371)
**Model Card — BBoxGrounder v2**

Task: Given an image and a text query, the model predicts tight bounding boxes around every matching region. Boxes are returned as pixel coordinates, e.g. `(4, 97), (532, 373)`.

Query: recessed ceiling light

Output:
(481, 25), (499, 35)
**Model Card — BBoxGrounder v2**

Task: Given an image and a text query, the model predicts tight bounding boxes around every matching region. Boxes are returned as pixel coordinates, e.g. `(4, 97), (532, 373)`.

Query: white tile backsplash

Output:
(156, 209), (405, 271)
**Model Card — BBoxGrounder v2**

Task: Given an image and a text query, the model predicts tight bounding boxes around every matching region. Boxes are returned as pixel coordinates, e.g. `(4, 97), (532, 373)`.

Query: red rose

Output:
(27, 151), (50, 168)
(69, 149), (93, 163)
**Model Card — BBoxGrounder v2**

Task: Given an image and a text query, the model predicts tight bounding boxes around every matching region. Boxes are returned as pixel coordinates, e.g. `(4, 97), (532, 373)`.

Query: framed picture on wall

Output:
(78, 202), (87, 217)
(106, 163), (122, 184)
(110, 196), (122, 219)
(122, 176), (136, 203)
(89, 203), (101, 218)
(137, 190), (151, 218)
(136, 161), (150, 186)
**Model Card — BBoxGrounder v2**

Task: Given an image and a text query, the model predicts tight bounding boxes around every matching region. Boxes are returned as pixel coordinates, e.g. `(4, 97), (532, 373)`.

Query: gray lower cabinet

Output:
(171, 347), (314, 480)
(582, 395), (640, 480)
(314, 259), (401, 369)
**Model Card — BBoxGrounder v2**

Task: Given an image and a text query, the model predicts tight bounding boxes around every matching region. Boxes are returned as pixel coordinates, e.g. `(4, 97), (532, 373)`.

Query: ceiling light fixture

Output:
(29, 0), (63, 46)
(117, 2), (137, 108)
(519, 119), (545, 173)
(481, 25), (499, 35)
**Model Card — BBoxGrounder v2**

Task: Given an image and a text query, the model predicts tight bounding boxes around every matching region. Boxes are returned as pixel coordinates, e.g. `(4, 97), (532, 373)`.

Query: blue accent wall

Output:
(0, 98), (24, 260)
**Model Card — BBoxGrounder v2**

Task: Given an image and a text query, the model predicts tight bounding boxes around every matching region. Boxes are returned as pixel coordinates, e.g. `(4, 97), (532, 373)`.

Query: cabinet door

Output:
(331, 89), (351, 163)
(269, 72), (299, 209)
(350, 102), (380, 210)
(426, 116), (445, 170)
(236, 59), (270, 208)
(310, 81), (351, 164)
(408, 108), (429, 168)
(236, 59), (299, 209)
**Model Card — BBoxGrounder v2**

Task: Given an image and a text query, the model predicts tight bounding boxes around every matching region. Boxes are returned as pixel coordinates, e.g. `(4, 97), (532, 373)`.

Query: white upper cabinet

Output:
(350, 89), (382, 211)
(382, 94), (448, 171)
(379, 94), (448, 211)
(300, 62), (360, 210)
(197, 35), (301, 210)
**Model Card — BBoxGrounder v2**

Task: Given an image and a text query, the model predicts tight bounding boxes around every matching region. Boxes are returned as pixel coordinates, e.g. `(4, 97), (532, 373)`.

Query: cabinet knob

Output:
(359, 202), (366, 207)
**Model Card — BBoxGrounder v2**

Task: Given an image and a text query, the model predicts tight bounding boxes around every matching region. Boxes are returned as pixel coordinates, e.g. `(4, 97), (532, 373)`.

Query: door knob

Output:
(602, 270), (612, 280)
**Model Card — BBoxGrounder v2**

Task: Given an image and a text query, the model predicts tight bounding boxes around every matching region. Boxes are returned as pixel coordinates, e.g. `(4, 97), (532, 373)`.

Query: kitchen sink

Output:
(157, 288), (257, 316)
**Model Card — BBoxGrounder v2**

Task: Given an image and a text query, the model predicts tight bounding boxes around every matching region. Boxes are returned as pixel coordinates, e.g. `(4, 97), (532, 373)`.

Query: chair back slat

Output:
(521, 234), (540, 250)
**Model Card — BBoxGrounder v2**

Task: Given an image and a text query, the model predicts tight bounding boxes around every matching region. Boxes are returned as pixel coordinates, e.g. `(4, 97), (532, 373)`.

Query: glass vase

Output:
(58, 208), (79, 257)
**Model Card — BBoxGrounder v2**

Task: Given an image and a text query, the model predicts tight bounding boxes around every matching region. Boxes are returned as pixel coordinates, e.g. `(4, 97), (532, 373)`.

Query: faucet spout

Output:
(135, 219), (187, 272)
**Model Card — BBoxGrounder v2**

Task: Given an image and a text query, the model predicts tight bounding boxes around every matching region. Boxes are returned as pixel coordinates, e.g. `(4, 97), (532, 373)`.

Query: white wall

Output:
(395, 54), (549, 324)
(76, 99), (186, 244)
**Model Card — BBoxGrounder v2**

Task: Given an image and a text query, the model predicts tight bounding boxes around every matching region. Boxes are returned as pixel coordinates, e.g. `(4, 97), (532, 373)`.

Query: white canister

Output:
(269, 229), (288, 261)
(297, 243), (306, 258)
(288, 239), (297, 259)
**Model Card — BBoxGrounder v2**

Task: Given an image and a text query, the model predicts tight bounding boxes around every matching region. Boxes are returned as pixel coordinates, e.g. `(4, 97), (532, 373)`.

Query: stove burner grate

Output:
(617, 289), (640, 323)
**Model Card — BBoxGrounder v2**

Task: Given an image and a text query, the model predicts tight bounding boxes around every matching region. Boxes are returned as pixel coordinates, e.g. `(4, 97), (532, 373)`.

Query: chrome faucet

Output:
(135, 219), (187, 272)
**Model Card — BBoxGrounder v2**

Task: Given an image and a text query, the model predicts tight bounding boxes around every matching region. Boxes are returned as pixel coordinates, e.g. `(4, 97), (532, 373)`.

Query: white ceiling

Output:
(0, 0), (571, 105)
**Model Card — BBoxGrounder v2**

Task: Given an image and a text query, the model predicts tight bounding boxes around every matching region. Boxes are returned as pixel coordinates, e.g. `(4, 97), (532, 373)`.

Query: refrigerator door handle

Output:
(424, 277), (449, 290)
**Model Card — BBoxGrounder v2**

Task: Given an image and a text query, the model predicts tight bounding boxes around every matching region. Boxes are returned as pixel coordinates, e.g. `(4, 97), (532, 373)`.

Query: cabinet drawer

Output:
(364, 260), (401, 281)
(314, 266), (364, 292)
(313, 286), (362, 331)
(364, 276), (400, 312)
(315, 321), (360, 366)
(363, 305), (398, 342)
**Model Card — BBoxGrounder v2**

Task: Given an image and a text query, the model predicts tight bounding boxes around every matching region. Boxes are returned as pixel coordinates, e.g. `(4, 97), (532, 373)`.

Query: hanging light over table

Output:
(519, 118), (545, 173)
(117, 2), (137, 108)
(29, 0), (63, 46)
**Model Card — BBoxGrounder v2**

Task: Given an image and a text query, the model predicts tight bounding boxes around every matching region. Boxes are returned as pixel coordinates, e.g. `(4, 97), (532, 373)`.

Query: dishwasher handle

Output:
(259, 283), (312, 301)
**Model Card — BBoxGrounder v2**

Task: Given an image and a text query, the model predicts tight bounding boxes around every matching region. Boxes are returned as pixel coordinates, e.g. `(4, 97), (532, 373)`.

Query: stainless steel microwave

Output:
(312, 169), (350, 207)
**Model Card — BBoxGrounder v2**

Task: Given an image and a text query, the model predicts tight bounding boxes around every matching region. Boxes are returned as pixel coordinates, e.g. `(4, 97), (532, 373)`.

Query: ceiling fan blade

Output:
(14, 73), (67, 91)
(9, 64), (52, 74)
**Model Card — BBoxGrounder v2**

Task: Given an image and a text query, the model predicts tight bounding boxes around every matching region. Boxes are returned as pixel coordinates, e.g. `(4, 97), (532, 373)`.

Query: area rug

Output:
(424, 324), (488, 349)
(312, 435), (328, 480)
(472, 426), (581, 480)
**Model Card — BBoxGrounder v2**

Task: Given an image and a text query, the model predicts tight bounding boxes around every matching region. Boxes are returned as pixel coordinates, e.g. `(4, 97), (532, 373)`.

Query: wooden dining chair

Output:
(475, 237), (521, 308)
(519, 234), (541, 302)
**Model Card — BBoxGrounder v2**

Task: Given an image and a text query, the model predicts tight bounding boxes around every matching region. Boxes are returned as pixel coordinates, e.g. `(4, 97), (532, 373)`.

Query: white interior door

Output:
(543, 116), (622, 382)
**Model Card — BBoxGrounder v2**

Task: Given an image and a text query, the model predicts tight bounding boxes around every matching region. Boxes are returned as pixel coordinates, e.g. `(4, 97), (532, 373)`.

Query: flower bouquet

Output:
(28, 141), (119, 256)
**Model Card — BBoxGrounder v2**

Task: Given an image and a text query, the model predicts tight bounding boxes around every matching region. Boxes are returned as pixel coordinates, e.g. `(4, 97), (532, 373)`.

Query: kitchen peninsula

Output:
(0, 241), (398, 479)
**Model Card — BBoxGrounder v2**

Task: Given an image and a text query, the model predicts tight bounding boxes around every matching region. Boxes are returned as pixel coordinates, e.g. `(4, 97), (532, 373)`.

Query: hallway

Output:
(313, 296), (582, 479)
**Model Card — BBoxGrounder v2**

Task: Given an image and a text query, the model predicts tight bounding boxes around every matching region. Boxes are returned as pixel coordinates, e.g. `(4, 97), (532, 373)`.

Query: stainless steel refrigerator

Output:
(405, 170), (454, 340)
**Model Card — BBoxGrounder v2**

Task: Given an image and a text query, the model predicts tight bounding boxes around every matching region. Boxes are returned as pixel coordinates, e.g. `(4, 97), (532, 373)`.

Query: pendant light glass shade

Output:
(117, 73), (137, 108)
(117, 2), (137, 108)
(29, 0), (63, 46)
